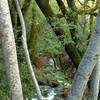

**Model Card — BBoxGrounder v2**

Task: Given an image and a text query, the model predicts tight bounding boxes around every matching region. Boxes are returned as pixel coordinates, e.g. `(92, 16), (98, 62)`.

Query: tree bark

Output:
(0, 0), (23, 99)
(88, 58), (100, 100)
(67, 2), (100, 99)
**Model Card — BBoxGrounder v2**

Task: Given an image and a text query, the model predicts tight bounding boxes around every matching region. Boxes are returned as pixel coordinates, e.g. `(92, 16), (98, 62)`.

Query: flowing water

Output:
(32, 86), (57, 100)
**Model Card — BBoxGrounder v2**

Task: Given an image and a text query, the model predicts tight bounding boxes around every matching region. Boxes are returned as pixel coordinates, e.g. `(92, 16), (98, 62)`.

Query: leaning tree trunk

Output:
(0, 0), (23, 100)
(35, 0), (81, 68)
(67, 2), (100, 100)
(89, 58), (100, 100)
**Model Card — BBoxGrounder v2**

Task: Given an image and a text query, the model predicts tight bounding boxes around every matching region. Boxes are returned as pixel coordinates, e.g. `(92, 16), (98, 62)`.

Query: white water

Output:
(32, 88), (56, 100)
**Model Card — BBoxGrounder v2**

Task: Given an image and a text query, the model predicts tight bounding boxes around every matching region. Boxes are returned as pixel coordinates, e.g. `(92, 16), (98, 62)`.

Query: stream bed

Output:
(31, 83), (71, 100)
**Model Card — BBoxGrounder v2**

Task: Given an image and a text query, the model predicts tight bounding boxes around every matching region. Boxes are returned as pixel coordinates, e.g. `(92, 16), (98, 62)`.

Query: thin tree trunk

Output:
(67, 2), (100, 100)
(0, 0), (23, 99)
(13, 0), (43, 100)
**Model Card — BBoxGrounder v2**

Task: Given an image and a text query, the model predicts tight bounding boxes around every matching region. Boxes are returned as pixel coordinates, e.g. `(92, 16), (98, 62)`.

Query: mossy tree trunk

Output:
(35, 0), (81, 68)
(25, 0), (46, 61)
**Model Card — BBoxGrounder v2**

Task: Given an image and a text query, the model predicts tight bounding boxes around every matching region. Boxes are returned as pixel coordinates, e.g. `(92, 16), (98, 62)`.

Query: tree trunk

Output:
(0, 0), (23, 100)
(67, 2), (100, 99)
(27, 0), (44, 61)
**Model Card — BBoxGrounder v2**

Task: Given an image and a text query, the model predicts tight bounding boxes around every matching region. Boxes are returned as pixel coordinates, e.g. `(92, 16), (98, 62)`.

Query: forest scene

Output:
(0, 0), (100, 100)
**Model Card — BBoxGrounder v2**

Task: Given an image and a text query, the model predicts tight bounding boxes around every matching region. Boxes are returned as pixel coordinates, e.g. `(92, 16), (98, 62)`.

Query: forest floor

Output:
(0, 48), (91, 100)
(0, 47), (72, 100)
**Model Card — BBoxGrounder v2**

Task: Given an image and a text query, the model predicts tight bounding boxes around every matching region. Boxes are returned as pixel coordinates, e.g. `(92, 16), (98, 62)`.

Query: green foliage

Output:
(0, 49), (8, 100)
(19, 63), (35, 99)
(47, 67), (72, 85)
(28, 9), (63, 58)
(35, 29), (62, 57)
